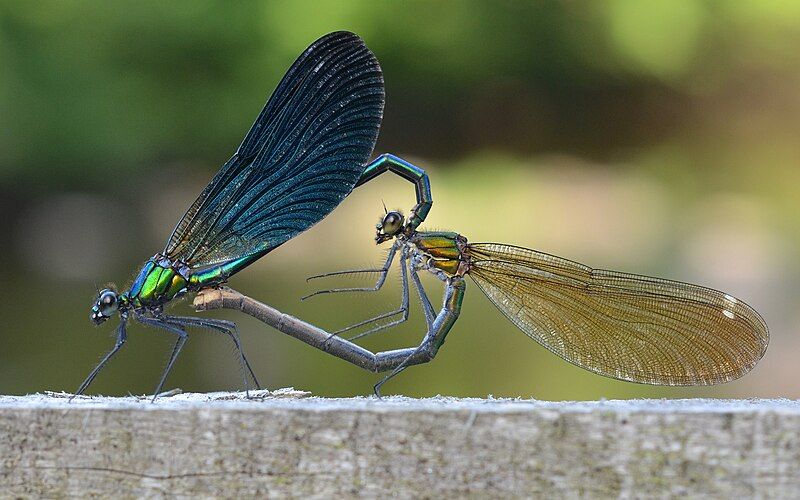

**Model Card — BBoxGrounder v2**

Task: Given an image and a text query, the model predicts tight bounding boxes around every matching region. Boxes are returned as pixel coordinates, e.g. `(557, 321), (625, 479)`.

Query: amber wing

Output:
(466, 243), (768, 385)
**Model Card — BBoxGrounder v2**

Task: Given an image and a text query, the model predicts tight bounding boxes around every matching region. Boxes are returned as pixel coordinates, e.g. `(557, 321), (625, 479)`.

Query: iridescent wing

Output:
(466, 243), (768, 385)
(164, 31), (384, 269)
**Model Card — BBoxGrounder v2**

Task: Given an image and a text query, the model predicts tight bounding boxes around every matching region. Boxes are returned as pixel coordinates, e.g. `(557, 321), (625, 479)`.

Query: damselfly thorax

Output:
(403, 231), (471, 279)
(124, 255), (191, 309)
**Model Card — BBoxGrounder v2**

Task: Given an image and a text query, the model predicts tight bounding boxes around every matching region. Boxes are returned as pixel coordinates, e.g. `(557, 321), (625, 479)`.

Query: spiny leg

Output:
(339, 254), (437, 343)
(302, 243), (398, 300)
(371, 270), (437, 397)
(159, 335), (187, 401)
(71, 317), (128, 401)
(409, 262), (435, 329)
(136, 315), (188, 402)
(306, 267), (387, 281)
(374, 347), (421, 398)
(342, 251), (410, 342)
(162, 315), (259, 394)
(164, 315), (259, 389)
(373, 277), (465, 397)
(372, 324), (438, 399)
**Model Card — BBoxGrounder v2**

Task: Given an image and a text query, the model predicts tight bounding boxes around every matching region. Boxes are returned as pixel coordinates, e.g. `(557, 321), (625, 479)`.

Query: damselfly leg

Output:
(136, 314), (189, 402)
(71, 316), (128, 401)
(340, 252), (439, 342)
(409, 259), (436, 328)
(302, 243), (399, 300)
(372, 265), (452, 396)
(340, 249), (410, 341)
(162, 315), (260, 391)
(305, 242), (413, 343)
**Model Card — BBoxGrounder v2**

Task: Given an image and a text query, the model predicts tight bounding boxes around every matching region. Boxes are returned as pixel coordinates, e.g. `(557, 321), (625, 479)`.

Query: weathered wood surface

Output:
(1, 392), (798, 498)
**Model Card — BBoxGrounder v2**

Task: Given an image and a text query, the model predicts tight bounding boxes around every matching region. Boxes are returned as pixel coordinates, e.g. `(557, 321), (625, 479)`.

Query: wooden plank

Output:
(1, 392), (798, 497)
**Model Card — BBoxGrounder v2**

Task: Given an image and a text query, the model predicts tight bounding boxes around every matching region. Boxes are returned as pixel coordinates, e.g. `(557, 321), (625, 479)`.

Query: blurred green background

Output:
(1, 1), (798, 400)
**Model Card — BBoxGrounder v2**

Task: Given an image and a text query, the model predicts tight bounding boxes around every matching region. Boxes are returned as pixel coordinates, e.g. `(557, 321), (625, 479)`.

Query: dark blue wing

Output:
(164, 31), (384, 269)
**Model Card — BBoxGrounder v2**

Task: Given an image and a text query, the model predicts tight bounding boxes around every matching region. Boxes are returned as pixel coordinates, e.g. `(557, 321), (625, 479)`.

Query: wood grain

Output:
(1, 393), (798, 497)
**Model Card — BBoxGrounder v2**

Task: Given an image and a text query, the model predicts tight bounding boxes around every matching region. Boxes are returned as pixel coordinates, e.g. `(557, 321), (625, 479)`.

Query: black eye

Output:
(382, 211), (404, 235)
(98, 290), (119, 316)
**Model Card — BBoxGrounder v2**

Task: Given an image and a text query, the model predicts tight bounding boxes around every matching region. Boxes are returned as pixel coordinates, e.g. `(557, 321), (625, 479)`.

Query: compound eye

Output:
(98, 289), (118, 316)
(382, 211), (404, 236)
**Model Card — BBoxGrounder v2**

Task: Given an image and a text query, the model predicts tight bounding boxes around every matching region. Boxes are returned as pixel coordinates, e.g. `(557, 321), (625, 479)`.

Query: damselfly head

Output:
(376, 210), (404, 244)
(90, 288), (119, 325)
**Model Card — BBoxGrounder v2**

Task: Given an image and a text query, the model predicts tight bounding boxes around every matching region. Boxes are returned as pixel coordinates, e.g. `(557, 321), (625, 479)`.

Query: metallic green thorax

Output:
(127, 253), (261, 308)
(128, 256), (190, 307)
(410, 231), (468, 276)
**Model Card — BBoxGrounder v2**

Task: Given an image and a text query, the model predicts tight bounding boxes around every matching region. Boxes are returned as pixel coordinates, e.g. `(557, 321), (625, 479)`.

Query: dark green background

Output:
(1, 1), (797, 399)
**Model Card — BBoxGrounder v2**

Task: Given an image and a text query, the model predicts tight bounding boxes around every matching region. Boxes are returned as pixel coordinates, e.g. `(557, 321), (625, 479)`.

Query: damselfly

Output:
(195, 159), (769, 396)
(76, 32), (429, 400)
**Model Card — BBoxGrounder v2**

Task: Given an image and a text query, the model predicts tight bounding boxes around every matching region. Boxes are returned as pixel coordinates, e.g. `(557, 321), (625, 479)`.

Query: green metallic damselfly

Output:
(75, 33), (434, 401)
(195, 159), (769, 396)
